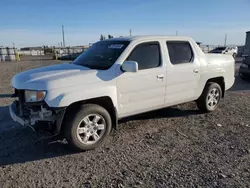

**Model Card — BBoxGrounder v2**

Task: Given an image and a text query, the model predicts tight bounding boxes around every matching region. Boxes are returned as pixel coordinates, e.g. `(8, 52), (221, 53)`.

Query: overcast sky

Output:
(0, 0), (250, 47)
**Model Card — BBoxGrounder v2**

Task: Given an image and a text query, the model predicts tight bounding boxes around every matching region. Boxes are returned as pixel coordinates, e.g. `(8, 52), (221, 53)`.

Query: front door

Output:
(165, 41), (200, 106)
(117, 41), (166, 117)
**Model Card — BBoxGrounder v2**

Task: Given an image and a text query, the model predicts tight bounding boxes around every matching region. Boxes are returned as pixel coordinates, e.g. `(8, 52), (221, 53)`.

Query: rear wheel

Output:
(239, 72), (245, 80)
(64, 104), (112, 151)
(196, 82), (222, 113)
(239, 72), (248, 81)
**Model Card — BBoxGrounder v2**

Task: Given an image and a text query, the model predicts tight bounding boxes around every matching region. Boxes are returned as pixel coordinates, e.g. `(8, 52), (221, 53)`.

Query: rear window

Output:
(167, 41), (194, 65)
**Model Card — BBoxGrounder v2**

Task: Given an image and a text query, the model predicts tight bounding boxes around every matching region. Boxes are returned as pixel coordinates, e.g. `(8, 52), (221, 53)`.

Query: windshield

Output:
(73, 40), (130, 70)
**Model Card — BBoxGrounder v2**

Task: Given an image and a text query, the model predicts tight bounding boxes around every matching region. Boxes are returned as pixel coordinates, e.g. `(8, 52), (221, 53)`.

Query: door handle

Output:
(157, 74), (164, 79)
(193, 69), (199, 73)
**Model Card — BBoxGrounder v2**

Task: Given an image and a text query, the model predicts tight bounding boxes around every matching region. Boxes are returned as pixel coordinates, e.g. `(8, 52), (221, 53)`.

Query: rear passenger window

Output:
(126, 42), (161, 70)
(167, 41), (194, 65)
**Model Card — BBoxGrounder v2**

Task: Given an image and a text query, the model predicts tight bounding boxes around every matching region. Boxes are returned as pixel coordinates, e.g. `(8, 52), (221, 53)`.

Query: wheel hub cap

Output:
(76, 114), (106, 145)
(207, 88), (220, 108)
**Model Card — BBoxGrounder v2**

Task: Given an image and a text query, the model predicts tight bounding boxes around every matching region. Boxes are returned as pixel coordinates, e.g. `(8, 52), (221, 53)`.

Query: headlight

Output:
(241, 63), (248, 68)
(24, 90), (46, 102)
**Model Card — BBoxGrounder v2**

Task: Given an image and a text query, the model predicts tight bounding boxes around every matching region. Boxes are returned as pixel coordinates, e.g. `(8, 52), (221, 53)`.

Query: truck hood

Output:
(12, 63), (105, 90)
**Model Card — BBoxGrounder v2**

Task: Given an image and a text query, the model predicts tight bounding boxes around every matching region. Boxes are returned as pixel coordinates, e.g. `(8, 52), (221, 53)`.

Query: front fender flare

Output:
(45, 86), (118, 110)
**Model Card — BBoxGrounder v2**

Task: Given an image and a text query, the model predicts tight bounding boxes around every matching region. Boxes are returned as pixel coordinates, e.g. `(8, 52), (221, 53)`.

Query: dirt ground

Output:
(0, 57), (250, 188)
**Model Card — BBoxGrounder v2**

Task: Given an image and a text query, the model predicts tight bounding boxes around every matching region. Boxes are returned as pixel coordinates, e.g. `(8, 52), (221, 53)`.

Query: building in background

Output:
(53, 45), (90, 60)
(19, 46), (45, 56)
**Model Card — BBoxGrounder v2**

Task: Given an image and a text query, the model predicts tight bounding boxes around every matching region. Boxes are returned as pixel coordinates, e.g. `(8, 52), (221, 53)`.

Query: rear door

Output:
(165, 41), (200, 106)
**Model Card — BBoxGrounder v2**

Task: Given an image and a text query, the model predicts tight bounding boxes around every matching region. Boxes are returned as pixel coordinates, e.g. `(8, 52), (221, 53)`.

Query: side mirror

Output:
(121, 61), (138, 72)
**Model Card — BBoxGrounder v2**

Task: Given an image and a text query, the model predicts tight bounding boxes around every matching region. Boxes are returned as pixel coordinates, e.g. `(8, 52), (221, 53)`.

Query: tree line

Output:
(100, 34), (114, 41)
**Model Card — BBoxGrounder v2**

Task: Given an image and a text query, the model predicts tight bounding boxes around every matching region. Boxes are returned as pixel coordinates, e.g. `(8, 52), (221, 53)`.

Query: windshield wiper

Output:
(81, 64), (107, 70)
(82, 64), (92, 69)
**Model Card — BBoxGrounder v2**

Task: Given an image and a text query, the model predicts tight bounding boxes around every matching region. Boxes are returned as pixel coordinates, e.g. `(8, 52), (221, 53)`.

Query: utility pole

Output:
(224, 34), (227, 46)
(129, 29), (132, 36)
(176, 31), (178, 36)
(62, 25), (66, 47)
(13, 42), (16, 60)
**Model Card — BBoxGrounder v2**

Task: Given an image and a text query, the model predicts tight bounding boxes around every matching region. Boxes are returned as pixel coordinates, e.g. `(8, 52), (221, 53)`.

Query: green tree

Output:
(100, 34), (106, 41)
(108, 34), (113, 39)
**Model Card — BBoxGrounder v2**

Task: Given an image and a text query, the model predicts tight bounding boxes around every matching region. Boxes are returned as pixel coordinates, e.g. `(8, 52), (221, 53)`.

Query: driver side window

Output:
(126, 42), (161, 70)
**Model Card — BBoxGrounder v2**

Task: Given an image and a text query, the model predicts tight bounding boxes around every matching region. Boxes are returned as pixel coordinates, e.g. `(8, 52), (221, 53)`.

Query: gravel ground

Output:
(0, 58), (250, 188)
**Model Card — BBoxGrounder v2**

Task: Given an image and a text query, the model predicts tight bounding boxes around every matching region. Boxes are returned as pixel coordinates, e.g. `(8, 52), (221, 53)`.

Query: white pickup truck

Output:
(9, 36), (235, 151)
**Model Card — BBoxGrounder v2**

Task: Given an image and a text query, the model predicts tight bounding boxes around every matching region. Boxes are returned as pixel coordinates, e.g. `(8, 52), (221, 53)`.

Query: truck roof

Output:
(106, 35), (193, 42)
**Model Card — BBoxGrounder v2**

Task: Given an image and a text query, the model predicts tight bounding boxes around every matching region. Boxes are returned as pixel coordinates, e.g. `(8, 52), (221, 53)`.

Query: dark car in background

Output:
(239, 57), (250, 81)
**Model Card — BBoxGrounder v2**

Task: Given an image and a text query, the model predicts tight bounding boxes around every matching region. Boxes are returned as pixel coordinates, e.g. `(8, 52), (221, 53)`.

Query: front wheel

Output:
(196, 82), (222, 113)
(64, 104), (112, 151)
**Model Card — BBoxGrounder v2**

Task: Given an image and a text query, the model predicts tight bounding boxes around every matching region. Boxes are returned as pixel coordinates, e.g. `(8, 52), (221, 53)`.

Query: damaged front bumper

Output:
(9, 100), (66, 137)
(9, 101), (29, 126)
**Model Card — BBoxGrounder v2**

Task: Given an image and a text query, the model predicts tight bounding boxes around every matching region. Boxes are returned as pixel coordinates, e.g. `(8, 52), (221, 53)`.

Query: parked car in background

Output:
(209, 46), (238, 58)
(242, 48), (250, 58)
(239, 57), (250, 81)
(9, 36), (235, 151)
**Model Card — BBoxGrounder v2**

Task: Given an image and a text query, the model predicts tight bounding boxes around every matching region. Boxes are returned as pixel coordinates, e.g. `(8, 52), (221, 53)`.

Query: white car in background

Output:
(209, 46), (238, 58)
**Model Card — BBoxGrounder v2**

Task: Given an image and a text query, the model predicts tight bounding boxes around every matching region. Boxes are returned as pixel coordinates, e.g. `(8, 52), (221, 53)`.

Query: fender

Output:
(196, 69), (226, 99)
(45, 83), (119, 110)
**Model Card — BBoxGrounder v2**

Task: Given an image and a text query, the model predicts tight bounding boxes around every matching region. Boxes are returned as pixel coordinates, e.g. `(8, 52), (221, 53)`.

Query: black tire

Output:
(233, 53), (236, 58)
(239, 73), (250, 82)
(239, 72), (245, 80)
(63, 104), (112, 151)
(196, 82), (222, 113)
